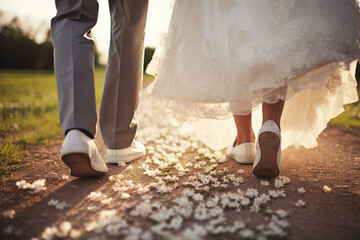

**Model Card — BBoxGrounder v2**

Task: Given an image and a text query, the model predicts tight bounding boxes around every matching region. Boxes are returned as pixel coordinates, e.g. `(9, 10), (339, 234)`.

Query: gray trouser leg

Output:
(51, 0), (99, 136)
(99, 0), (149, 149)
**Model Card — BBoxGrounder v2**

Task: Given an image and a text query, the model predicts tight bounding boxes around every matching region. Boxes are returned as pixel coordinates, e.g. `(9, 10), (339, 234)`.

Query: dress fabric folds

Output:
(146, 0), (360, 150)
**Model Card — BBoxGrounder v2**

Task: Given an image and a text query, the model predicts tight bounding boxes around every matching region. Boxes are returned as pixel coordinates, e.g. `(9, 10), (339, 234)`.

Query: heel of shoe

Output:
(62, 153), (106, 177)
(253, 132), (280, 178)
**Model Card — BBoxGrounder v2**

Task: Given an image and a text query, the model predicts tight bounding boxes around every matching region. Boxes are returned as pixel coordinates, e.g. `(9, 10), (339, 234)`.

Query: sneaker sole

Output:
(62, 153), (106, 177)
(253, 132), (280, 178)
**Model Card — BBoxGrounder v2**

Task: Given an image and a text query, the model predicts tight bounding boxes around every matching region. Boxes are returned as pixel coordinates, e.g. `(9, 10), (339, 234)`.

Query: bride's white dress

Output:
(146, 0), (360, 150)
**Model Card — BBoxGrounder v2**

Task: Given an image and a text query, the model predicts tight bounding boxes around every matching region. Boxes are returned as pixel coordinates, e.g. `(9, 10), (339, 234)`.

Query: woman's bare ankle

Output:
(235, 131), (255, 145)
(262, 117), (281, 131)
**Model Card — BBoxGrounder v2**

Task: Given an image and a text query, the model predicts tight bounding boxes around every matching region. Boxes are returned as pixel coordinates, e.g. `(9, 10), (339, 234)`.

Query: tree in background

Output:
(0, 14), (100, 70)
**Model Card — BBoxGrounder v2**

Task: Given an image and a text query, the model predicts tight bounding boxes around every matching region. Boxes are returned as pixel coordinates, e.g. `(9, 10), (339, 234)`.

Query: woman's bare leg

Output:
(233, 113), (255, 146)
(262, 100), (285, 129)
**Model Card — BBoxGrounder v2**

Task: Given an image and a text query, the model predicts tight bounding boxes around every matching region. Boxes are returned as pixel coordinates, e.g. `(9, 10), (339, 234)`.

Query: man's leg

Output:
(100, 0), (149, 150)
(51, 0), (108, 176)
(51, 0), (98, 136)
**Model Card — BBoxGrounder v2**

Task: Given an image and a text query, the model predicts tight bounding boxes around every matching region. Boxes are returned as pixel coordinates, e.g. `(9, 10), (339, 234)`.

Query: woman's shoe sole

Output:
(62, 153), (106, 177)
(253, 132), (280, 178)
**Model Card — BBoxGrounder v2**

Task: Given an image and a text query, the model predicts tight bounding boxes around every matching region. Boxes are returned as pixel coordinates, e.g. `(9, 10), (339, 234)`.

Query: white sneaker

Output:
(60, 130), (108, 177)
(106, 140), (146, 164)
(253, 120), (281, 178)
(226, 142), (256, 164)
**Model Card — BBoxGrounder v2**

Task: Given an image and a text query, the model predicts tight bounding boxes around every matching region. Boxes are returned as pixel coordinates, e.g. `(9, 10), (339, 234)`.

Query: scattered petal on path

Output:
(323, 185), (331, 193)
(295, 199), (306, 207)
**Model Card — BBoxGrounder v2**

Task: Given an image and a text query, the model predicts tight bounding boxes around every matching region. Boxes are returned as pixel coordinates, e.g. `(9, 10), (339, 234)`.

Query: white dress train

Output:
(146, 0), (360, 150)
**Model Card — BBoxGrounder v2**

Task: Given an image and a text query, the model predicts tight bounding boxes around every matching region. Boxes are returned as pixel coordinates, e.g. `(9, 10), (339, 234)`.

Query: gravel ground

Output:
(1, 93), (359, 240)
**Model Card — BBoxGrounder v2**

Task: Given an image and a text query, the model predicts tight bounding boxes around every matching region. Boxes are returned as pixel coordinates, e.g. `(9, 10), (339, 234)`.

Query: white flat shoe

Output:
(61, 130), (108, 177)
(226, 142), (256, 164)
(106, 140), (146, 164)
(253, 120), (281, 178)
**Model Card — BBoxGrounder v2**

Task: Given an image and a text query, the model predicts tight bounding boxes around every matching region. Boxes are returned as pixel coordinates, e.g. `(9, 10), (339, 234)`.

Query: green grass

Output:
(0, 143), (29, 182)
(329, 88), (360, 131)
(0, 68), (154, 181)
(0, 69), (65, 181)
(0, 68), (107, 147)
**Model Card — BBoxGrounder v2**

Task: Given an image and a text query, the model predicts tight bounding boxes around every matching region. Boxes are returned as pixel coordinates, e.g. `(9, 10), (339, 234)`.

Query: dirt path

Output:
(1, 103), (360, 240)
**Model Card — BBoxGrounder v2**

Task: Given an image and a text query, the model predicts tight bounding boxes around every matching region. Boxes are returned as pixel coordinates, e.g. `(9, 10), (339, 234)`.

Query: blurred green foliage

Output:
(144, 47), (155, 72)
(329, 89), (360, 130)
(0, 16), (100, 70)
